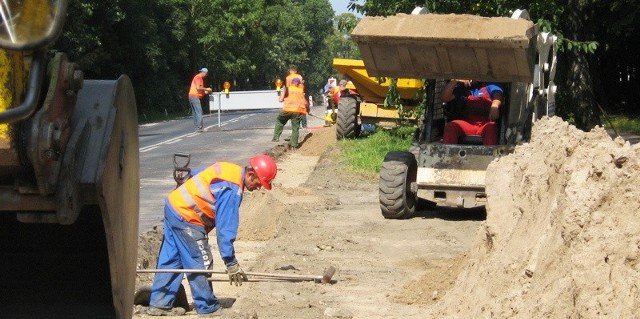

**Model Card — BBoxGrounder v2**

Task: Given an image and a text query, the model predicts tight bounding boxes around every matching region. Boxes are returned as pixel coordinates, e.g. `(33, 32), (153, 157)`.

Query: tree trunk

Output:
(558, 0), (601, 131)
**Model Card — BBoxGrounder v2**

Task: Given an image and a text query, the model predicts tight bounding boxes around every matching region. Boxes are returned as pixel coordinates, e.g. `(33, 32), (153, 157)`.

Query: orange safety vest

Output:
(331, 86), (341, 105)
(167, 162), (244, 228)
(282, 84), (307, 114)
(286, 73), (303, 87)
(189, 73), (205, 98)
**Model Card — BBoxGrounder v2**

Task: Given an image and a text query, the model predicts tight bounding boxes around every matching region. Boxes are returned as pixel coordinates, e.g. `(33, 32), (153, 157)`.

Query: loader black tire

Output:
(336, 96), (360, 139)
(379, 151), (418, 219)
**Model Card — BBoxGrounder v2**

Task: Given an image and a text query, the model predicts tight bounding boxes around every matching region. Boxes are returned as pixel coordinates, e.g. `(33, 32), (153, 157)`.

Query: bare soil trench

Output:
(134, 125), (482, 318)
(134, 117), (640, 318)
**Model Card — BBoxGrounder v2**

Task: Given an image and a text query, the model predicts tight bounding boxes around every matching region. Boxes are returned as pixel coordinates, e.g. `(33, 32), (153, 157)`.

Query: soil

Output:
(134, 116), (640, 319)
(352, 13), (535, 40)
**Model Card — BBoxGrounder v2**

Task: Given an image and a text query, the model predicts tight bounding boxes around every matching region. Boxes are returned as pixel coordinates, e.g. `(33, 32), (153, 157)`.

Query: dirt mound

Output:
(237, 191), (286, 241)
(427, 116), (640, 318)
(134, 126), (338, 290)
(136, 225), (165, 285)
(297, 125), (337, 157)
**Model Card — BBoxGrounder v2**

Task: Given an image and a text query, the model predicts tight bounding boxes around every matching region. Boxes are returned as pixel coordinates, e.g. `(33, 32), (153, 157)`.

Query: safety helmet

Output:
(249, 154), (277, 190)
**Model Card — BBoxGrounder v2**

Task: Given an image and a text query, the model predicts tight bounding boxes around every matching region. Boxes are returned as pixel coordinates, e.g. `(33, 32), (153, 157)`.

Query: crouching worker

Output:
(148, 154), (278, 317)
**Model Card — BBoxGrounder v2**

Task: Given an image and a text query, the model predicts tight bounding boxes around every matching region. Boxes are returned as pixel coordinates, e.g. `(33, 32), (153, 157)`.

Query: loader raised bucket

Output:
(332, 58), (423, 103)
(351, 13), (538, 82)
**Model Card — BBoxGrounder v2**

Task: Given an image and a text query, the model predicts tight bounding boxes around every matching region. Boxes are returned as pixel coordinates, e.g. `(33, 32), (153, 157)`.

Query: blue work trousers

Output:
(149, 206), (220, 314)
(189, 95), (204, 130)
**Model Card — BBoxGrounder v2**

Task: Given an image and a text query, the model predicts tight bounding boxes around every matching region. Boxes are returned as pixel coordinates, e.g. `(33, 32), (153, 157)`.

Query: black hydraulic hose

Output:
(0, 49), (46, 123)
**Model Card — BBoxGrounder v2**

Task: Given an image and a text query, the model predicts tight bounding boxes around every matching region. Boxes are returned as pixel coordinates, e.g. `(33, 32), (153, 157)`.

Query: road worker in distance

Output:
(273, 66), (309, 150)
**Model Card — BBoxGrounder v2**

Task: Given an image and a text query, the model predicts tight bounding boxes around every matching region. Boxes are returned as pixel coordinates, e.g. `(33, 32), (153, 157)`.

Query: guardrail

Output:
(208, 90), (313, 127)
(208, 90), (280, 127)
(209, 90), (282, 112)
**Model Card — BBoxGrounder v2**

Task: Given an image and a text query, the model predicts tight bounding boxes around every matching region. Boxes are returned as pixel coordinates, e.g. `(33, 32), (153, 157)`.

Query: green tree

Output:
(298, 0), (335, 95)
(57, 0), (194, 115)
(330, 13), (360, 59)
(349, 0), (640, 130)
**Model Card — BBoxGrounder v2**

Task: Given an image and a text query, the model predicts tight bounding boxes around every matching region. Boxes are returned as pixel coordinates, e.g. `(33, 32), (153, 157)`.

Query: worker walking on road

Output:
(273, 66), (309, 150)
(189, 68), (213, 132)
(147, 154), (278, 317)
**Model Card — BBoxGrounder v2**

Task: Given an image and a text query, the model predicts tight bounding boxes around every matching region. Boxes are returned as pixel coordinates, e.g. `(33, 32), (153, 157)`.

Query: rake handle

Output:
(137, 268), (328, 282)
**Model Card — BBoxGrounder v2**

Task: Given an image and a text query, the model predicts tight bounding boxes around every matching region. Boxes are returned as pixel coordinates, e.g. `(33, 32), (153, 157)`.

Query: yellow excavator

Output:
(332, 58), (424, 139)
(1, 1), (139, 318)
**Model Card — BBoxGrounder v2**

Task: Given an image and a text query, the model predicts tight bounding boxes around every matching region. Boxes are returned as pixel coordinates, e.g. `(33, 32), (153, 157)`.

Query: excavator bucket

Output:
(332, 58), (422, 102)
(351, 13), (538, 82)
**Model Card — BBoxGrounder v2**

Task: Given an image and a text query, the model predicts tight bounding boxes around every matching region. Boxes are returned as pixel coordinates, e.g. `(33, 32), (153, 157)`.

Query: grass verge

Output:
(604, 114), (640, 135)
(337, 126), (415, 176)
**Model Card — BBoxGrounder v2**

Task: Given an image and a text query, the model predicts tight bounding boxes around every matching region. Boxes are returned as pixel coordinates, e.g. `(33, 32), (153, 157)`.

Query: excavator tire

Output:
(0, 76), (138, 319)
(336, 96), (360, 139)
(79, 76), (140, 318)
(379, 151), (418, 219)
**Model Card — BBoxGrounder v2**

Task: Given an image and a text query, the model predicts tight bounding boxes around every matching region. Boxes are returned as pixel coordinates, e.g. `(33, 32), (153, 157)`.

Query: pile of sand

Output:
(429, 116), (640, 317)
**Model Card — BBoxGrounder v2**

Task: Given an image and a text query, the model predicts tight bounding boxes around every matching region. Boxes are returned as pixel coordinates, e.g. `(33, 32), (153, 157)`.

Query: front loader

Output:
(1, 1), (139, 318)
(350, 9), (557, 218)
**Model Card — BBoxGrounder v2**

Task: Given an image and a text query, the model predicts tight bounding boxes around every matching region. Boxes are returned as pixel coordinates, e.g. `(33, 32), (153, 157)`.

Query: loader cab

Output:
(428, 80), (512, 146)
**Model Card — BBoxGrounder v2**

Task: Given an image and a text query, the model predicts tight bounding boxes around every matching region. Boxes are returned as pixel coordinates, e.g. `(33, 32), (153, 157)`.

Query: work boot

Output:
(271, 137), (279, 142)
(198, 307), (226, 317)
(147, 306), (186, 316)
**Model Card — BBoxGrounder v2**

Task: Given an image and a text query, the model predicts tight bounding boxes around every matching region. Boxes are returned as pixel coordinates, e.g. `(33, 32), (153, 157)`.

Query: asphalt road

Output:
(137, 105), (326, 233)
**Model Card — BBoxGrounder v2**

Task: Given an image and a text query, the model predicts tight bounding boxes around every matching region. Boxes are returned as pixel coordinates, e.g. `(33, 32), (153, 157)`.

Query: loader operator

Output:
(147, 154), (277, 317)
(440, 79), (504, 145)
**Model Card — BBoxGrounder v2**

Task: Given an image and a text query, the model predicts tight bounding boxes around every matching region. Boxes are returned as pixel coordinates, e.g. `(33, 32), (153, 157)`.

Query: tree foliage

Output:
(349, 0), (640, 130)
(52, 0), (639, 127)
(54, 0), (338, 115)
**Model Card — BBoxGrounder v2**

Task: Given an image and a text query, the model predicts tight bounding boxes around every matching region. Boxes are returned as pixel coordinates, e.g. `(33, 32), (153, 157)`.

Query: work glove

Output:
(226, 262), (248, 286)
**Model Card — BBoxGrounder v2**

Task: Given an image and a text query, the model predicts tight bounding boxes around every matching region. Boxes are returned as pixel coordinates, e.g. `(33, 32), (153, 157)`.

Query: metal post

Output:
(217, 92), (222, 127)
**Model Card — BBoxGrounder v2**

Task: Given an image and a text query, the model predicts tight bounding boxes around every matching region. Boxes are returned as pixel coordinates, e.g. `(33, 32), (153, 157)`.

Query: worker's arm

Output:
(194, 75), (212, 94)
(441, 79), (473, 102)
(441, 79), (460, 102)
(210, 182), (243, 266)
(196, 86), (212, 94)
(279, 86), (287, 102)
(489, 90), (503, 121)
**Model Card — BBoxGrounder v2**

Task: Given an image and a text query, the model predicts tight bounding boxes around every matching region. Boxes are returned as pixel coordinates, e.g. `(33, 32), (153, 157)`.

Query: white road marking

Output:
(165, 139), (183, 144)
(140, 114), (256, 152)
(140, 146), (160, 153)
(140, 178), (176, 186)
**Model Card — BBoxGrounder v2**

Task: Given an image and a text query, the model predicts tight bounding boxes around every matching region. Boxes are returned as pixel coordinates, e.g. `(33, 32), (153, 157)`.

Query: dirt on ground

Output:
(134, 116), (640, 319)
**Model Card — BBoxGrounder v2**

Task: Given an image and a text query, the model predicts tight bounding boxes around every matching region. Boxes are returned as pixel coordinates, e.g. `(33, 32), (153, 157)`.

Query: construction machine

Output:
(349, 9), (557, 218)
(332, 58), (423, 139)
(1, 1), (139, 318)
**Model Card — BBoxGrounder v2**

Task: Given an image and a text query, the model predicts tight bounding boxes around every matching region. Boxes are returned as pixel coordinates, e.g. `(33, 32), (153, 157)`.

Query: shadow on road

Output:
(413, 205), (487, 221)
